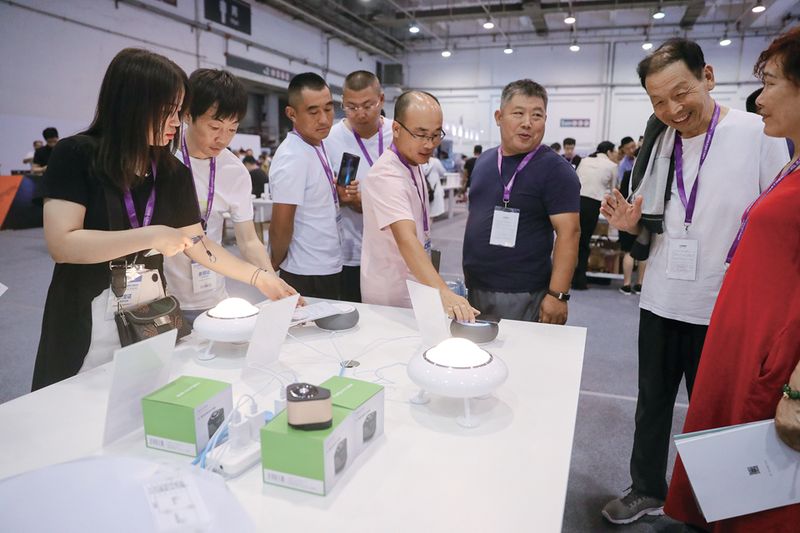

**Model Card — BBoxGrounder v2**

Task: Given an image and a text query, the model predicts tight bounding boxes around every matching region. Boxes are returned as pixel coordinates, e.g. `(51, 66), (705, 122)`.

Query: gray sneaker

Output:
(601, 489), (664, 524)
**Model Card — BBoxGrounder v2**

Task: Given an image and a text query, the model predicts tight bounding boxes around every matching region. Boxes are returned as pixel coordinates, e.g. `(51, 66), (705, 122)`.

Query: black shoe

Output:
(619, 285), (633, 295)
(633, 284), (642, 294)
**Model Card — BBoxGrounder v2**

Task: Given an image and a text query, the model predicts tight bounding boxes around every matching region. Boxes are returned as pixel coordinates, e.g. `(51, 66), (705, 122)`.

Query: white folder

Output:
(675, 419), (800, 522)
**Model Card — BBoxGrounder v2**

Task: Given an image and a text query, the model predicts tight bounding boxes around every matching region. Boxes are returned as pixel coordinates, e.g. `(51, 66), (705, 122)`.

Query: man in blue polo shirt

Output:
(462, 79), (581, 324)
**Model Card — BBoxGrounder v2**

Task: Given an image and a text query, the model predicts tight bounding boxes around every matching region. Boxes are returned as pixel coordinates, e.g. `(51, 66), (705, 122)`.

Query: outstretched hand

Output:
(600, 189), (643, 234)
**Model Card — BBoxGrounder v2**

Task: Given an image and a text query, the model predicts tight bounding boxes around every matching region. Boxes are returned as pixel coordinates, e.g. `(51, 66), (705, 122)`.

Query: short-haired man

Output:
(462, 79), (581, 323)
(324, 71), (394, 302)
(269, 72), (342, 299)
(23, 140), (43, 168)
(600, 39), (789, 524)
(617, 136), (636, 184)
(165, 69), (295, 324)
(32, 127), (59, 173)
(461, 144), (483, 196)
(562, 137), (581, 169)
(361, 91), (478, 321)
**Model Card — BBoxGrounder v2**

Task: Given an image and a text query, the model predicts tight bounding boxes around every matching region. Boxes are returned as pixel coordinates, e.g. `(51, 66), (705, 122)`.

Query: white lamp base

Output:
(456, 398), (479, 428)
(409, 389), (430, 405)
(197, 340), (216, 361)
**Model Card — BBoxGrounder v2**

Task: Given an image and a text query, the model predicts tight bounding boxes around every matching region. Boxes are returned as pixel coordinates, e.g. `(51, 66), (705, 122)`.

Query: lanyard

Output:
(352, 121), (384, 166)
(181, 135), (216, 230)
(390, 144), (429, 233)
(496, 145), (541, 207)
(124, 161), (157, 229)
(674, 103), (720, 229)
(291, 130), (338, 206)
(726, 157), (800, 263)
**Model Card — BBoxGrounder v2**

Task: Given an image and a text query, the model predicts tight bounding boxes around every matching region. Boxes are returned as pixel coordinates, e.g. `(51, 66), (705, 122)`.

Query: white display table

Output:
(0, 302), (586, 533)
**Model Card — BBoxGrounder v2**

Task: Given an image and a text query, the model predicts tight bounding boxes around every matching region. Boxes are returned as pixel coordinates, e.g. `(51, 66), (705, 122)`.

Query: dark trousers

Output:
(340, 265), (362, 303)
(630, 309), (708, 499)
(574, 196), (600, 286)
(279, 270), (342, 300)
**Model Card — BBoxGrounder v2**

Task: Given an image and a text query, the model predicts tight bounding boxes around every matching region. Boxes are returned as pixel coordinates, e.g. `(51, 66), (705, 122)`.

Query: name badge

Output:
(191, 261), (217, 294)
(489, 206), (520, 248)
(666, 238), (698, 281)
(106, 266), (165, 320)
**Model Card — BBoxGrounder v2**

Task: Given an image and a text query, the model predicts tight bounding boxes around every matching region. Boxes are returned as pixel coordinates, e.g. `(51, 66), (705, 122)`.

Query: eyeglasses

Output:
(343, 101), (380, 114)
(396, 121), (446, 144)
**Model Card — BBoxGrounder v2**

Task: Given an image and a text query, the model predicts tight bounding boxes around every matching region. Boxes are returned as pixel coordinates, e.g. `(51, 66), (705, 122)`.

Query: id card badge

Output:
(666, 238), (698, 281)
(106, 266), (165, 320)
(489, 206), (520, 248)
(191, 261), (217, 294)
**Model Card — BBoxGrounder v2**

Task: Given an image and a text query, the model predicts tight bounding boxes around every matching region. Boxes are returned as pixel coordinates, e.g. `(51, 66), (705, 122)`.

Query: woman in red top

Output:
(664, 27), (800, 532)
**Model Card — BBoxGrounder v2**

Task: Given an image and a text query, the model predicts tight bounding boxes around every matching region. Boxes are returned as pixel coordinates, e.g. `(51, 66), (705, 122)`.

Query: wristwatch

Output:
(547, 289), (570, 302)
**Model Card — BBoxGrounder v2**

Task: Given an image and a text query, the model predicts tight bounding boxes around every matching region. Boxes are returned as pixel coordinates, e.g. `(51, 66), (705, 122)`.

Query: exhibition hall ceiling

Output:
(258, 0), (800, 58)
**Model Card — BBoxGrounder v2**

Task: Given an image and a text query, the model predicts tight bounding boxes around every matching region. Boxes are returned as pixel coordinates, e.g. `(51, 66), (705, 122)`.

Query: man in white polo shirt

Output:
(164, 69), (295, 324)
(269, 72), (342, 299)
(325, 70), (394, 302)
(361, 90), (478, 321)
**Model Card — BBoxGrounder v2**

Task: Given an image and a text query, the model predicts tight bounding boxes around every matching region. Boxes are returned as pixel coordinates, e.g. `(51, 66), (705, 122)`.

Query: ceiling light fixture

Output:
(642, 41), (653, 50)
(564, 13), (576, 24)
(504, 43), (514, 54)
(569, 41), (581, 52)
(441, 48), (452, 58)
(719, 35), (732, 46)
(409, 23), (420, 34)
(752, 0), (766, 13)
(483, 20), (495, 29)
(653, 3), (665, 19)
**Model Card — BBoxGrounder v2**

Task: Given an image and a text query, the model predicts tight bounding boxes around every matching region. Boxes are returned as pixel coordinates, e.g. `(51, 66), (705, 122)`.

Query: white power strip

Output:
(207, 409), (269, 478)
(209, 441), (261, 478)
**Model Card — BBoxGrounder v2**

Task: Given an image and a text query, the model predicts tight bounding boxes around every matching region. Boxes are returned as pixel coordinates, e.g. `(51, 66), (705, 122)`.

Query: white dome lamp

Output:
(407, 337), (508, 428)
(192, 298), (260, 360)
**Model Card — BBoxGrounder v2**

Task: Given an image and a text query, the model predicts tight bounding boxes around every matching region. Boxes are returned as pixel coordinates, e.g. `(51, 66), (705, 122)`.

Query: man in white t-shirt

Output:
(164, 69), (295, 324)
(361, 90), (478, 321)
(599, 39), (790, 525)
(422, 155), (446, 218)
(324, 71), (393, 302)
(269, 73), (342, 299)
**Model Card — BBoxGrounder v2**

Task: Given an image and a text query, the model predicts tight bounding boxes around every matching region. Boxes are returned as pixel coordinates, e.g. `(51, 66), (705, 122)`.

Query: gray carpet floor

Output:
(0, 205), (691, 532)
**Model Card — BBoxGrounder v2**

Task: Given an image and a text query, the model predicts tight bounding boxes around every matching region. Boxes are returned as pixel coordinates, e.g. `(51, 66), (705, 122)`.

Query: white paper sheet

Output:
(102, 330), (176, 445)
(246, 294), (299, 368)
(406, 280), (450, 349)
(675, 419), (800, 522)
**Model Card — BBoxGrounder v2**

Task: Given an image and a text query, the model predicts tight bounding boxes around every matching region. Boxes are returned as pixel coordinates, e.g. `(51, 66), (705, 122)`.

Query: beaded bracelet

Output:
(782, 384), (800, 400)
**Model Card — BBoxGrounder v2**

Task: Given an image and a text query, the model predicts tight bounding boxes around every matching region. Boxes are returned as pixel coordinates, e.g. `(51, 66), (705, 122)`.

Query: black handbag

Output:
(102, 181), (190, 347)
(114, 294), (190, 347)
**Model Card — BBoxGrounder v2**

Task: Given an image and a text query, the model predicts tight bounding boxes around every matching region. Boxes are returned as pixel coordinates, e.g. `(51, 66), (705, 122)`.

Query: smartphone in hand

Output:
(337, 152), (361, 187)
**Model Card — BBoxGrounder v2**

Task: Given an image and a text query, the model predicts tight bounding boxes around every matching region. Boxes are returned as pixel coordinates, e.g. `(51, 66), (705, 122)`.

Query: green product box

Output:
(261, 377), (384, 495)
(142, 376), (232, 457)
(320, 376), (384, 458)
(261, 406), (354, 495)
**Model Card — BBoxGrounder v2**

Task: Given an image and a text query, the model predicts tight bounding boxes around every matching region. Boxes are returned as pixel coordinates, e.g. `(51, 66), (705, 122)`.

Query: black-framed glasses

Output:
(396, 121), (446, 144)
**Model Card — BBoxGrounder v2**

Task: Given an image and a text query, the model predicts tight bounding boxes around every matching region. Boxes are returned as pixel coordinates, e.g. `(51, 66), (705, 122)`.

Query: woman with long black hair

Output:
(32, 48), (296, 390)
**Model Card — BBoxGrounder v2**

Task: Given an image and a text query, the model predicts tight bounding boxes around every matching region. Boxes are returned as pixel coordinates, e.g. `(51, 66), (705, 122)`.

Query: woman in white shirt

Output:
(573, 141), (618, 289)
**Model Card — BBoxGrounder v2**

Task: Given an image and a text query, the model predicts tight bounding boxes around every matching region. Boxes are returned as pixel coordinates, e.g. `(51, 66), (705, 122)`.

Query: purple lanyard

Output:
(726, 157), (800, 263)
(496, 145), (541, 206)
(390, 144), (429, 233)
(123, 161), (157, 229)
(674, 103), (720, 228)
(352, 122), (384, 166)
(291, 130), (338, 206)
(181, 135), (216, 230)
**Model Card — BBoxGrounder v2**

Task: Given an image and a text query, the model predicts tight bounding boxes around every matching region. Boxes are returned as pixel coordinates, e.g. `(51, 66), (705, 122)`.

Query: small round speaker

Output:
(449, 319), (499, 344)
(315, 304), (360, 331)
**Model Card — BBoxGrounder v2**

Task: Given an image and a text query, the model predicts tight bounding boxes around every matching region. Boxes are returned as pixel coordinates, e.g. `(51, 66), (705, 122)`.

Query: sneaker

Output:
(619, 285), (633, 295)
(633, 284), (643, 294)
(601, 489), (664, 525)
